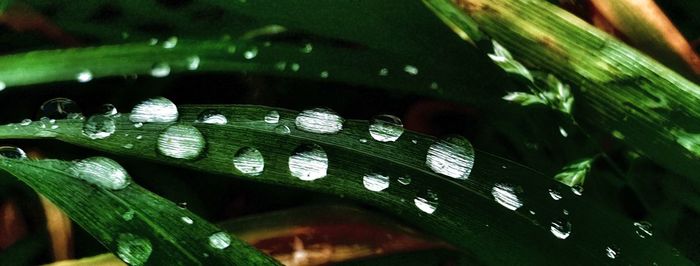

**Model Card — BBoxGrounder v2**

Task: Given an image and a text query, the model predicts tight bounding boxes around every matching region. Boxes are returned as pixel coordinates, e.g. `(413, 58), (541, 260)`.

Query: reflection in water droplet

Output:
(233, 147), (264, 176)
(559, 126), (568, 137)
(196, 110), (227, 125)
(289, 144), (328, 181)
(369, 114), (404, 142)
(398, 176), (411, 185)
(100, 104), (119, 116)
(295, 108), (344, 134)
(40, 98), (82, 119)
(605, 246), (620, 259)
(129, 97), (178, 123)
(633, 221), (653, 238)
(414, 189), (438, 214)
(82, 115), (116, 140)
(0, 146), (27, 159)
(549, 188), (563, 200)
(150, 62), (171, 77)
(426, 136), (475, 180)
(363, 173), (390, 192)
(244, 47), (258, 59)
(76, 70), (93, 83)
(157, 125), (206, 160)
(187, 56), (200, 70)
(550, 219), (572, 239)
(491, 183), (523, 211)
(116, 233), (152, 266)
(264, 111), (280, 124)
(181, 216), (193, 225)
(69, 157), (130, 190)
(208, 232), (231, 250)
(403, 65), (418, 75)
(275, 125), (291, 135)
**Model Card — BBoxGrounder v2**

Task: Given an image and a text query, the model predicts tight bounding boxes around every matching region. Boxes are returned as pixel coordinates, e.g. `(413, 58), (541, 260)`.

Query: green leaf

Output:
(0, 104), (689, 265)
(0, 157), (280, 265)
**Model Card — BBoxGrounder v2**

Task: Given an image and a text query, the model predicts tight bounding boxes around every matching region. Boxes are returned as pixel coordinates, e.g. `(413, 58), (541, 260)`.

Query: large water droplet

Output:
(208, 232), (231, 250)
(491, 183), (523, 211)
(295, 108), (344, 134)
(116, 233), (152, 266)
(414, 189), (438, 214)
(150, 62), (171, 77)
(289, 144), (328, 181)
(605, 246), (620, 259)
(426, 136), (475, 180)
(76, 70), (93, 83)
(40, 98), (82, 119)
(69, 157), (130, 190)
(264, 111), (280, 124)
(196, 110), (227, 125)
(82, 115), (116, 140)
(274, 125), (291, 135)
(157, 125), (206, 160)
(369, 114), (404, 142)
(633, 221), (653, 238)
(0, 146), (27, 159)
(243, 47), (258, 59)
(129, 97), (178, 123)
(363, 173), (390, 192)
(233, 147), (264, 176)
(550, 219), (572, 239)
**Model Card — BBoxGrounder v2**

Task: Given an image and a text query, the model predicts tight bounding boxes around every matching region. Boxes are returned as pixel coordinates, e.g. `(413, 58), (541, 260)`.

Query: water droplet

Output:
(181, 216), (193, 225)
(290, 63), (300, 72)
(82, 115), (116, 140)
(196, 110), (227, 125)
(359, 138), (368, 143)
(414, 189), (438, 214)
(403, 65), (418, 75)
(208, 232), (231, 250)
(129, 97), (178, 123)
(150, 62), (171, 77)
(605, 246), (620, 259)
(134, 123), (143, 128)
(559, 126), (568, 137)
(20, 119), (31, 126)
(100, 104), (119, 116)
(398, 176), (411, 185)
(363, 173), (390, 192)
(411, 139), (418, 144)
(157, 125), (206, 160)
(562, 209), (569, 215)
(40, 98), (82, 119)
(76, 70), (93, 83)
(148, 38), (158, 45)
(430, 82), (439, 90)
(136, 135), (143, 140)
(612, 130), (625, 140)
(491, 183), (523, 211)
(162, 36), (177, 49)
(226, 45), (237, 54)
(122, 210), (135, 221)
(320, 71), (329, 78)
(275, 61), (287, 71)
(300, 43), (313, 53)
(378, 68), (389, 76)
(0, 146), (27, 159)
(243, 47), (258, 59)
(289, 144), (328, 181)
(571, 185), (584, 196)
(69, 157), (130, 190)
(116, 233), (152, 266)
(264, 111), (280, 124)
(186, 56), (200, 70)
(177, 202), (188, 209)
(549, 188), (563, 200)
(233, 147), (264, 176)
(274, 125), (291, 135)
(550, 219), (572, 239)
(369, 114), (404, 142)
(633, 221), (653, 238)
(0, 81), (6, 91)
(426, 136), (475, 180)
(295, 108), (344, 134)
(123, 143), (134, 149)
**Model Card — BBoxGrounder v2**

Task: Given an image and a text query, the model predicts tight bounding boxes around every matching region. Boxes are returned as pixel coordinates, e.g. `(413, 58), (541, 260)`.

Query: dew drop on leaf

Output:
(0, 146), (27, 159)
(233, 147), (264, 176)
(398, 176), (411, 185)
(264, 110), (280, 124)
(116, 233), (152, 266)
(157, 125), (206, 160)
(76, 70), (93, 83)
(243, 46), (258, 59)
(150, 62), (171, 77)
(208, 232), (231, 250)
(0, 81), (6, 91)
(20, 119), (31, 126)
(129, 97), (178, 123)
(186, 56), (200, 70)
(162, 36), (177, 49)
(69, 157), (130, 190)
(289, 144), (328, 181)
(295, 108), (344, 134)
(550, 219), (572, 239)
(549, 188), (563, 200)
(274, 125), (291, 135)
(491, 183), (523, 211)
(633, 221), (653, 238)
(363, 173), (390, 192)
(414, 189), (438, 214)
(426, 136), (475, 180)
(378, 68), (389, 76)
(369, 114), (404, 142)
(82, 115), (116, 140)
(40, 98), (82, 119)
(403, 65), (419, 75)
(196, 110), (227, 125)
(605, 246), (620, 259)
(300, 43), (313, 53)
(181, 216), (193, 225)
(122, 210), (135, 221)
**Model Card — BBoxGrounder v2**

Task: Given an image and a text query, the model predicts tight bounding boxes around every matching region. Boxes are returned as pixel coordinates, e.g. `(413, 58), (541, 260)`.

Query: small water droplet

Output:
(148, 38), (158, 45)
(186, 56), (200, 70)
(274, 125), (291, 135)
(243, 47), (258, 59)
(264, 111), (280, 124)
(150, 62), (171, 77)
(122, 210), (135, 221)
(181, 216), (193, 225)
(403, 65), (418, 75)
(430, 82), (439, 90)
(0, 81), (6, 91)
(605, 246), (620, 259)
(295, 108), (344, 134)
(320, 71), (329, 78)
(40, 98), (82, 119)
(300, 43), (313, 53)
(275, 61), (287, 71)
(289, 144), (328, 181)
(369, 114), (404, 142)
(378, 68), (389, 76)
(162, 36), (177, 49)
(157, 125), (206, 160)
(76, 70), (93, 83)
(359, 138), (368, 143)
(612, 130), (625, 139)
(69, 157), (130, 190)
(123, 143), (134, 149)
(491, 183), (523, 211)
(20, 119), (31, 126)
(233, 147), (264, 176)
(559, 126), (568, 137)
(571, 185), (584, 196)
(100, 104), (119, 116)
(411, 139), (418, 144)
(177, 202), (188, 209)
(426, 136), (475, 180)
(82, 115), (116, 140)
(550, 219), (572, 239)
(398, 176), (411, 185)
(363, 173), (390, 192)
(196, 110), (227, 125)
(633, 221), (653, 238)
(129, 97), (178, 123)
(0, 146), (27, 159)
(290, 63), (300, 72)
(116, 233), (152, 266)
(562, 209), (569, 215)
(414, 189), (438, 214)
(227, 45), (237, 54)
(134, 123), (144, 128)
(549, 188), (563, 200)
(208, 232), (231, 250)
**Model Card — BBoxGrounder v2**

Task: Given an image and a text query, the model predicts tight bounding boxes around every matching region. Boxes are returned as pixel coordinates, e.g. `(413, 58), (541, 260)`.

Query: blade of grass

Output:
(0, 105), (689, 264)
